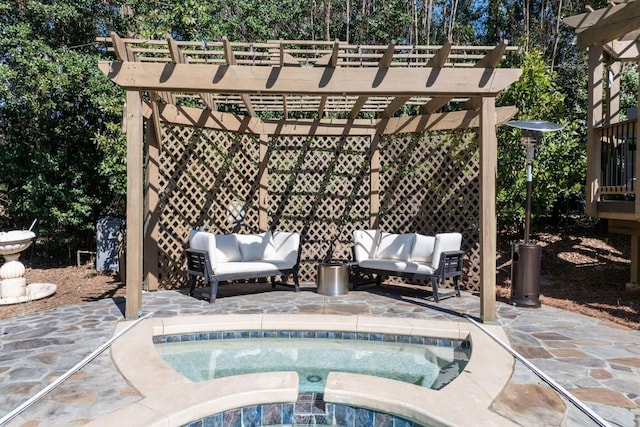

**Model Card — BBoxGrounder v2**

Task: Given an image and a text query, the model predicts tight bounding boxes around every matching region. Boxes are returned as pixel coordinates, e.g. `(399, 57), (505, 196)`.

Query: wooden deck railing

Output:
(598, 119), (637, 197)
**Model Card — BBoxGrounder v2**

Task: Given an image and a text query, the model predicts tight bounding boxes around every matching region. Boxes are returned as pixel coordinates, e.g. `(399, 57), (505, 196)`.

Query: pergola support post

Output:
(143, 97), (162, 292)
(125, 90), (144, 319)
(479, 97), (497, 323)
(586, 44), (604, 217)
(258, 134), (270, 231)
(631, 236), (640, 286)
(369, 134), (381, 228)
(635, 65), (640, 220)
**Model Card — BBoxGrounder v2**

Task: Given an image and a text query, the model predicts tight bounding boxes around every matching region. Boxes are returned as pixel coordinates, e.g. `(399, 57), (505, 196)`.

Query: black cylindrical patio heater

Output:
(506, 120), (563, 308)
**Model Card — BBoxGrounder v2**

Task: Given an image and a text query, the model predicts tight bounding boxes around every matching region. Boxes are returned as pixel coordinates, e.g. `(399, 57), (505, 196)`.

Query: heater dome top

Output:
(506, 120), (564, 133)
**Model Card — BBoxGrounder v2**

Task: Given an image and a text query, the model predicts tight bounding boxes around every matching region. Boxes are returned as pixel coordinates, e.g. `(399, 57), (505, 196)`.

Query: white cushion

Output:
(410, 233), (436, 263)
(374, 232), (414, 261)
(353, 230), (380, 262)
(359, 259), (436, 275)
(431, 232), (462, 269)
(214, 234), (242, 263)
(215, 260), (294, 275)
(236, 231), (277, 261)
(269, 232), (300, 264)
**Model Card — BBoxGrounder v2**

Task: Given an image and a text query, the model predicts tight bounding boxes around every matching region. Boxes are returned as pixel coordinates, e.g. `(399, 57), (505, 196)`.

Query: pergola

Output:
(98, 34), (522, 322)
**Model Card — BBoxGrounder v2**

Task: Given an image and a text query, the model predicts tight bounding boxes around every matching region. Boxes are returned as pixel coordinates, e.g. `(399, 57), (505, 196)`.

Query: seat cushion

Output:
(359, 259), (435, 275)
(214, 260), (295, 276)
(374, 233), (414, 261)
(410, 233), (436, 263)
(353, 229), (380, 262)
(269, 232), (300, 264)
(236, 231), (277, 261)
(214, 234), (242, 263)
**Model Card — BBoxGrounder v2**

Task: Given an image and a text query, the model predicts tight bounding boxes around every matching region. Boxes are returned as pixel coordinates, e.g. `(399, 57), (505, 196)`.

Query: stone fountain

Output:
(0, 230), (56, 305)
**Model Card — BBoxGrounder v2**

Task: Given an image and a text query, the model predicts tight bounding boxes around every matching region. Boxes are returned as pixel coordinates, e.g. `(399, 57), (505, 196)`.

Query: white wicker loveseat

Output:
(352, 230), (464, 302)
(186, 230), (301, 303)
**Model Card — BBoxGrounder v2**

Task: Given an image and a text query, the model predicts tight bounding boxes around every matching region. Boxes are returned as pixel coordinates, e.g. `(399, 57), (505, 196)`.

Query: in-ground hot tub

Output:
(90, 314), (516, 427)
(155, 329), (471, 393)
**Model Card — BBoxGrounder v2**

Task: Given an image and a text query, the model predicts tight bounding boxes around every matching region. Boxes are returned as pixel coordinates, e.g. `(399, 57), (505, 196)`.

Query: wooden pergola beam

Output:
(110, 32), (135, 61)
(422, 41), (508, 114)
(357, 43), (398, 119)
(381, 96), (412, 118)
(563, 4), (626, 31)
(576, 1), (640, 47)
(111, 32), (175, 105)
(463, 41), (509, 110)
(380, 106), (517, 134)
(418, 40), (453, 115)
(167, 35), (217, 111)
(98, 61), (521, 97)
(317, 96), (327, 118)
(223, 37), (255, 116)
(141, 101), (517, 135)
(378, 42), (396, 68)
(350, 96), (369, 119)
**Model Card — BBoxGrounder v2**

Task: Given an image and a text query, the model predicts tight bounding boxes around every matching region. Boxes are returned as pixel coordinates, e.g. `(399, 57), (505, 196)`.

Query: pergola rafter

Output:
(98, 34), (522, 322)
(101, 34), (518, 121)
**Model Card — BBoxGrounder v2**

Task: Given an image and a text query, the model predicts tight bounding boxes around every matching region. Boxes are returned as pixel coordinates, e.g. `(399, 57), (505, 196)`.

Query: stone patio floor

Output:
(0, 282), (639, 426)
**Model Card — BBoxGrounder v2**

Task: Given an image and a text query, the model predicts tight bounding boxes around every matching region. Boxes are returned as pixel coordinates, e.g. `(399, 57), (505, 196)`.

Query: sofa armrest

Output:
(189, 230), (218, 269)
(436, 250), (464, 279)
(185, 248), (214, 280)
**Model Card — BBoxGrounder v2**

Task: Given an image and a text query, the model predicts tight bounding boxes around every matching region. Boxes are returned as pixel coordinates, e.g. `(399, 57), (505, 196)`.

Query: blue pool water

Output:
(155, 331), (470, 393)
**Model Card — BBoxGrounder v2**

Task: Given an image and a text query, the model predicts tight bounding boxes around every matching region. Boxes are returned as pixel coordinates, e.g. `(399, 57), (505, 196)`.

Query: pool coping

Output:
(88, 314), (517, 427)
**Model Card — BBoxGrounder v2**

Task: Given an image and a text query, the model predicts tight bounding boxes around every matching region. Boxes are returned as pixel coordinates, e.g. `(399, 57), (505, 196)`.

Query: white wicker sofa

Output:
(352, 230), (464, 302)
(186, 230), (301, 303)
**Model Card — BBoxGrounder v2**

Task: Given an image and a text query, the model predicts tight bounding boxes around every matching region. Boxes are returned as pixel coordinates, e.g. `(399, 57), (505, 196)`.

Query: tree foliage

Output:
(0, 0), (625, 259)
(0, 1), (125, 257)
(497, 50), (586, 229)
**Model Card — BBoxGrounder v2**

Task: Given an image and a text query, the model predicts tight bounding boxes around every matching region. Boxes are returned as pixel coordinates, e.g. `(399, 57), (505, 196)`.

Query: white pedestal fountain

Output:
(0, 230), (56, 304)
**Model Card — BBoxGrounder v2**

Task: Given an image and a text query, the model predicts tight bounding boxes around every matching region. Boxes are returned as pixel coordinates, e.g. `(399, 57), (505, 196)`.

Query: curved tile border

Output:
(89, 314), (516, 427)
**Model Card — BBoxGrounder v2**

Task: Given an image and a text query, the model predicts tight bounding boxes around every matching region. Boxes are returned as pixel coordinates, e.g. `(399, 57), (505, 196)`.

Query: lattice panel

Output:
(269, 136), (371, 282)
(379, 131), (481, 291)
(156, 124), (260, 288)
(153, 125), (481, 291)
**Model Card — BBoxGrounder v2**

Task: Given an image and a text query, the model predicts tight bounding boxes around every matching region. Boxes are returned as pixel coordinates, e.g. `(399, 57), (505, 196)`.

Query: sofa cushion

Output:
(374, 232), (414, 261)
(410, 233), (436, 263)
(353, 230), (380, 262)
(214, 234), (242, 263)
(431, 232), (463, 269)
(359, 259), (436, 275)
(215, 260), (295, 275)
(236, 231), (277, 261)
(269, 232), (300, 264)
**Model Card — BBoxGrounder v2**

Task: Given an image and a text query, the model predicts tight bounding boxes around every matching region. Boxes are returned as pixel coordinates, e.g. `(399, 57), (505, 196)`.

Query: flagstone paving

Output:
(0, 282), (638, 426)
